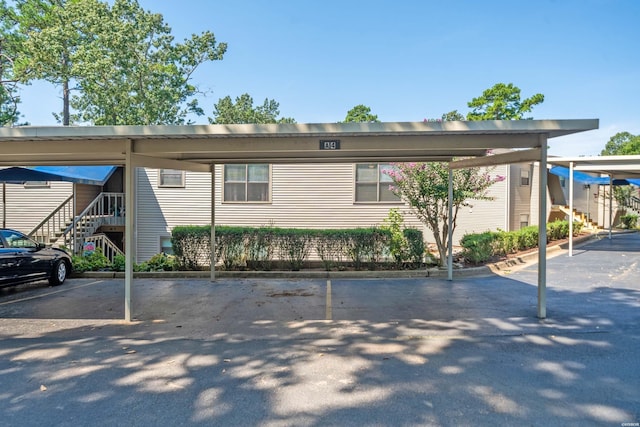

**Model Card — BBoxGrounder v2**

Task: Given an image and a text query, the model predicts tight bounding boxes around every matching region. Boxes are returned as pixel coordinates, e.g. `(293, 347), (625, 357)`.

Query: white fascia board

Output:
(449, 148), (542, 169)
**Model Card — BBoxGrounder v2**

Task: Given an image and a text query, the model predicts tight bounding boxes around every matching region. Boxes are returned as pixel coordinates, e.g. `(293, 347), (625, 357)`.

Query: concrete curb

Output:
(75, 231), (634, 280)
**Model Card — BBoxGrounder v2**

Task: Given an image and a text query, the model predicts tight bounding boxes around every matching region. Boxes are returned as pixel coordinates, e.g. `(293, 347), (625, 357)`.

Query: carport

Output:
(0, 120), (598, 321)
(547, 155), (640, 256)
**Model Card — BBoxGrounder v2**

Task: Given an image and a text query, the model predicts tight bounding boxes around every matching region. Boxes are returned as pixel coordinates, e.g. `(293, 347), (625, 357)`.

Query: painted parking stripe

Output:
(0, 280), (104, 306)
(325, 279), (332, 320)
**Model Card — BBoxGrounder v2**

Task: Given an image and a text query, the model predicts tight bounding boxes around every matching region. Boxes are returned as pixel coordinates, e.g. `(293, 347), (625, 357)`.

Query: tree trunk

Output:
(62, 78), (70, 126)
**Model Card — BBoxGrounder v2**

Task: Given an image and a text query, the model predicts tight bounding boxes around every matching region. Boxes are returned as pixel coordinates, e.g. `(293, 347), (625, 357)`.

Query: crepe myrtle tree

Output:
(383, 161), (505, 266)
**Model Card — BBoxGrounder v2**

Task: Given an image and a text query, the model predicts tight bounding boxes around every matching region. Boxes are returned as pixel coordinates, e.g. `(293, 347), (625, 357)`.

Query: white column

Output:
(2, 183), (5, 228)
(537, 138), (548, 319)
(609, 175), (613, 240)
(124, 140), (134, 322)
(72, 184), (77, 254)
(210, 164), (216, 282)
(569, 162), (574, 257)
(447, 167), (453, 281)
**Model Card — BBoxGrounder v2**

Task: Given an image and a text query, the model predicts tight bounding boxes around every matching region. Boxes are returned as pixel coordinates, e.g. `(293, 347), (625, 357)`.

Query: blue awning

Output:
(0, 166), (117, 185)
(550, 166), (640, 186)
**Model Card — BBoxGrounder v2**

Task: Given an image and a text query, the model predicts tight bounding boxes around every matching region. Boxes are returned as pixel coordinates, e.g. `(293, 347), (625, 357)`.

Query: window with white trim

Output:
(23, 181), (50, 188)
(158, 169), (185, 187)
(160, 236), (173, 255)
(223, 164), (270, 202)
(355, 163), (401, 203)
(520, 168), (530, 186)
(520, 214), (529, 229)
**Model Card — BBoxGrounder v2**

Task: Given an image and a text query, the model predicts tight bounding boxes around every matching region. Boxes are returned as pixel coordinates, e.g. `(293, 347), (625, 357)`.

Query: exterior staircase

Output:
(622, 195), (640, 215)
(28, 192), (125, 262)
(552, 205), (601, 230)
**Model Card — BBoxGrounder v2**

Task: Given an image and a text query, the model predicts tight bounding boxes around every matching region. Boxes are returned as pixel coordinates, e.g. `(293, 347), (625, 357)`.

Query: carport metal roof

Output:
(0, 119), (599, 321)
(548, 155), (640, 180)
(547, 155), (640, 257)
(0, 165), (117, 185)
(0, 120), (595, 167)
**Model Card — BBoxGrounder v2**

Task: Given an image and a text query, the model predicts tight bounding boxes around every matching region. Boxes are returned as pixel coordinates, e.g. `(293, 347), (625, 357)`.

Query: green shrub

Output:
(146, 253), (176, 271)
(216, 226), (246, 270)
(460, 232), (498, 264)
(494, 230), (518, 255)
(547, 220), (568, 241)
(276, 229), (313, 271)
(314, 229), (349, 271)
(172, 225), (211, 270)
(620, 213), (638, 229)
(246, 228), (276, 270)
(343, 227), (390, 270)
(111, 254), (126, 272)
(169, 224), (422, 271)
(381, 209), (410, 265)
(71, 248), (110, 272)
(403, 228), (425, 267)
(515, 226), (539, 251)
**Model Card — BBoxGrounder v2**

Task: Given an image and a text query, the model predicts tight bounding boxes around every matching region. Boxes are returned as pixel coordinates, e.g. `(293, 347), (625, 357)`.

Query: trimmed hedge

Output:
(460, 220), (584, 265)
(170, 225), (426, 271)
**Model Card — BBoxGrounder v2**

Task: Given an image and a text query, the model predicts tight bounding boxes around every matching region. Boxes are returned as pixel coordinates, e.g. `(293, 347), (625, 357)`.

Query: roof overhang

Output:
(548, 155), (640, 180)
(0, 165), (117, 185)
(0, 119), (599, 168)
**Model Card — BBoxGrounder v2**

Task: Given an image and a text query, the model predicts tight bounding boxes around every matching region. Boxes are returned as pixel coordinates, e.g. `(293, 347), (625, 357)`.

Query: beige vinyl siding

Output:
(529, 163), (542, 225)
(1, 181), (73, 233)
(510, 163), (533, 230)
(136, 164), (511, 261)
(74, 184), (102, 214)
(452, 168), (509, 242)
(136, 168), (212, 261)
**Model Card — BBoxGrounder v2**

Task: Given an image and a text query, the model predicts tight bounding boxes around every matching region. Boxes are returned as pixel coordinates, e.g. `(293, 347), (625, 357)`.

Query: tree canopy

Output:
(384, 163), (504, 266)
(342, 104), (380, 123)
(600, 132), (640, 155)
(466, 82), (544, 120)
(209, 93), (295, 124)
(0, 0), (23, 125)
(7, 0), (227, 125)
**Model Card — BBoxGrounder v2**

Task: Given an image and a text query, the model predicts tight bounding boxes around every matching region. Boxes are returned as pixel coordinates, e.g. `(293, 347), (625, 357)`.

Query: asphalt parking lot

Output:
(0, 233), (639, 426)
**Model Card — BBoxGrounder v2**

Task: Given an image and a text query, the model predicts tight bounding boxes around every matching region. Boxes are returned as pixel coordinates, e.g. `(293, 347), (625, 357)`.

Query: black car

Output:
(0, 228), (72, 288)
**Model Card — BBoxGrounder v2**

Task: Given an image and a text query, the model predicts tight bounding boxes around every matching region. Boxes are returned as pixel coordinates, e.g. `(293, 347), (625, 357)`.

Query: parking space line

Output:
(325, 279), (332, 320)
(0, 280), (104, 306)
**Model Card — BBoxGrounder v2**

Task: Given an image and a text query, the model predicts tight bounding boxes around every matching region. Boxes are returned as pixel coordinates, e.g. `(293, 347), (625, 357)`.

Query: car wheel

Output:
(49, 260), (68, 286)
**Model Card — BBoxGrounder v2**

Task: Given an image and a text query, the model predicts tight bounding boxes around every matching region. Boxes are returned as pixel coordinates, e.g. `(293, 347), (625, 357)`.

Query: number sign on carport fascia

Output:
(0, 119), (599, 321)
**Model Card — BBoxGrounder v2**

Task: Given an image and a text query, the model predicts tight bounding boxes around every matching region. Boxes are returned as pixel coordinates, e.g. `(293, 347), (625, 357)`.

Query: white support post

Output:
(72, 185), (77, 254)
(537, 138), (548, 319)
(447, 167), (454, 281)
(124, 140), (134, 322)
(569, 162), (574, 257)
(609, 175), (613, 240)
(210, 164), (216, 282)
(2, 183), (5, 228)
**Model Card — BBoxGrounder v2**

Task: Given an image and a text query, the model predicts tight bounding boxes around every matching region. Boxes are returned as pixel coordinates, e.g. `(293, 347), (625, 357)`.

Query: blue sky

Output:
(16, 0), (640, 157)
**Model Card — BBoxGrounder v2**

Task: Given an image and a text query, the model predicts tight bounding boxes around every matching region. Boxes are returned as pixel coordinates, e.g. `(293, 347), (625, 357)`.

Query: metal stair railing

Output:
(28, 194), (74, 245)
(84, 233), (124, 263)
(624, 195), (640, 213)
(60, 192), (125, 253)
(555, 205), (599, 229)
